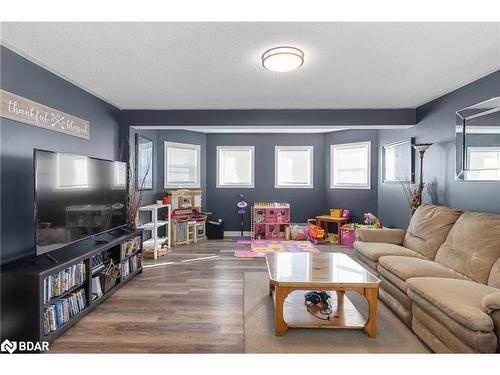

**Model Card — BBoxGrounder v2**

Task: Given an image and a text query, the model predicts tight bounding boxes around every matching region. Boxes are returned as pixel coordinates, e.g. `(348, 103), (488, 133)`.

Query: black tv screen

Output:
(34, 150), (128, 255)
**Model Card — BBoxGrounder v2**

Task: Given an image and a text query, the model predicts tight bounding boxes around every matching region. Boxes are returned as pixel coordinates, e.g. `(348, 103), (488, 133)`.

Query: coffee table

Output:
(266, 252), (381, 337)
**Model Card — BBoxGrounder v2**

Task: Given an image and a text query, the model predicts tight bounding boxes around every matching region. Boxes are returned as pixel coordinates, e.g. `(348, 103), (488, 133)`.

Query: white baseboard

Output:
(224, 231), (252, 237)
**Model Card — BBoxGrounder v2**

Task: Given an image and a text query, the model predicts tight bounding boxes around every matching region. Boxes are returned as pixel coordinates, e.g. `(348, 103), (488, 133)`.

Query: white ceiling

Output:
(1, 22), (499, 110)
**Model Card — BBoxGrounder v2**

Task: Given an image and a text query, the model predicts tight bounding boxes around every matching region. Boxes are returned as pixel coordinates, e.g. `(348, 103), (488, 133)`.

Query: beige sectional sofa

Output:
(353, 204), (500, 353)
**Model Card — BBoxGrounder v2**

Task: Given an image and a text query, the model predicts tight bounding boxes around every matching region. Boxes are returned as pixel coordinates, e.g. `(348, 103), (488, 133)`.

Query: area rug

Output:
(250, 240), (319, 253)
(243, 272), (429, 353)
(234, 250), (267, 258)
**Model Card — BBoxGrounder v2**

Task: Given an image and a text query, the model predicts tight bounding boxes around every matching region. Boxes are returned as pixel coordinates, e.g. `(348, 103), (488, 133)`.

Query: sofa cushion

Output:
(378, 256), (469, 291)
(482, 292), (500, 310)
(434, 212), (500, 284)
(488, 258), (500, 288)
(355, 228), (406, 245)
(412, 303), (497, 353)
(353, 242), (426, 262)
(402, 204), (462, 260)
(407, 277), (499, 331)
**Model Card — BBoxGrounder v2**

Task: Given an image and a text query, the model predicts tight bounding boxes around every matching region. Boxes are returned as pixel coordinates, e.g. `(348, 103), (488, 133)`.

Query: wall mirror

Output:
(135, 134), (154, 190)
(383, 138), (415, 183)
(456, 97), (500, 181)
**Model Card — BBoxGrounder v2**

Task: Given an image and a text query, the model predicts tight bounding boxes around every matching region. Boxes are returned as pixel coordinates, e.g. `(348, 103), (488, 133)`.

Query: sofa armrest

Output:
(482, 292), (500, 310)
(355, 228), (406, 245)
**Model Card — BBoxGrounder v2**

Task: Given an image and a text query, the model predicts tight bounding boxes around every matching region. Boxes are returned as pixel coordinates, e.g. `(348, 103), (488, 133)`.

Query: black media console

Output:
(1, 228), (143, 346)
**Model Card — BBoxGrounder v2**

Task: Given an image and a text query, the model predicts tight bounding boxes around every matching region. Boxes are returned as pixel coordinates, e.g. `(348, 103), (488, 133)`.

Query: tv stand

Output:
(45, 253), (58, 263)
(1, 228), (143, 350)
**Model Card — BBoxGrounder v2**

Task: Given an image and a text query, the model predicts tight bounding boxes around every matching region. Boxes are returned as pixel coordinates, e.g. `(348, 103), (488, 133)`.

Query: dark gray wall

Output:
(121, 108), (415, 127)
(205, 133), (325, 231)
(378, 70), (500, 228)
(0, 46), (121, 264)
(324, 129), (379, 223)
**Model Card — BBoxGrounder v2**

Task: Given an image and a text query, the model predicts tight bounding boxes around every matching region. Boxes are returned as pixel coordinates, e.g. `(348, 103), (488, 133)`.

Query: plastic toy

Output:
(305, 219), (325, 245)
(364, 212), (379, 225)
(342, 209), (351, 220)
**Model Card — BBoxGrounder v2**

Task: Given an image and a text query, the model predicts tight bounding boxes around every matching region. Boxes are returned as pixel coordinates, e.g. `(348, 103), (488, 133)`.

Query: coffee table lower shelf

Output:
(269, 282), (379, 337)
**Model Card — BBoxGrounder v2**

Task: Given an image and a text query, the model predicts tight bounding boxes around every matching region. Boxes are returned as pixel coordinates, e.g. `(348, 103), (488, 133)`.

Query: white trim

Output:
(224, 231), (252, 237)
(216, 145), (255, 188)
(164, 141), (201, 189)
(274, 145), (314, 189)
(330, 141), (371, 190)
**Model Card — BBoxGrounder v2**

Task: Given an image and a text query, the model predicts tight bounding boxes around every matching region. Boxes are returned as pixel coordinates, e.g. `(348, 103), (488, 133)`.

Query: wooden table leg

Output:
(269, 280), (275, 297)
(334, 290), (345, 318)
(274, 286), (290, 336)
(364, 287), (378, 338)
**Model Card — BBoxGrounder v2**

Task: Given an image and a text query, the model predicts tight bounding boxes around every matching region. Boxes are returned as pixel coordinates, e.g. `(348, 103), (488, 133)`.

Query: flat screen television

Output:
(34, 149), (128, 255)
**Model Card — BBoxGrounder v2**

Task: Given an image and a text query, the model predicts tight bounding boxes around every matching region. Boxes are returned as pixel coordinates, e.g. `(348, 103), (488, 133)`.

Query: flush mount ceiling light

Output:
(261, 46), (304, 72)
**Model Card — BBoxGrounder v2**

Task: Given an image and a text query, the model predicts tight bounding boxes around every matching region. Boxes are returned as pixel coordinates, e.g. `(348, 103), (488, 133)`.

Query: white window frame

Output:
(274, 146), (314, 189)
(164, 141), (201, 189)
(216, 146), (255, 188)
(330, 141), (371, 190)
(465, 146), (500, 180)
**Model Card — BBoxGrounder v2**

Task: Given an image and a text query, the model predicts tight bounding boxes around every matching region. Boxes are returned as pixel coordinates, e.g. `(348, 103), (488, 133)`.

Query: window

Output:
(113, 162), (127, 189)
(217, 146), (254, 188)
(57, 153), (89, 189)
(164, 141), (201, 189)
(275, 146), (313, 188)
(331, 141), (371, 189)
(466, 147), (500, 180)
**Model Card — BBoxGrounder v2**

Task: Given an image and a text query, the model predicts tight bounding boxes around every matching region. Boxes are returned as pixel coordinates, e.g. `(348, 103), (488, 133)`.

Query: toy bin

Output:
(290, 223), (308, 240)
(340, 225), (356, 247)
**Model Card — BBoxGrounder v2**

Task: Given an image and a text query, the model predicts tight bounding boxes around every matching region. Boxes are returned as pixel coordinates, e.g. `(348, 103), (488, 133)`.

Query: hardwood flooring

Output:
(49, 240), (354, 353)
(48, 240), (257, 353)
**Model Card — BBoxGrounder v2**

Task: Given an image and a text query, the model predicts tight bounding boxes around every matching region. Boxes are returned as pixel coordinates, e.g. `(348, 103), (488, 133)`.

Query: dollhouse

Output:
(251, 202), (290, 240)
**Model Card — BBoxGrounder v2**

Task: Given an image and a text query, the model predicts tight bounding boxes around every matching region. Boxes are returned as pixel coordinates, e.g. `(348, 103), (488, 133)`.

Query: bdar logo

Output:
(1, 339), (17, 354)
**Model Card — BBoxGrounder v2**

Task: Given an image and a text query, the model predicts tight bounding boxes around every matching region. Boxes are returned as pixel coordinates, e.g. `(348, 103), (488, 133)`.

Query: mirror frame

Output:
(455, 96), (500, 181)
(382, 137), (415, 183)
(135, 133), (154, 190)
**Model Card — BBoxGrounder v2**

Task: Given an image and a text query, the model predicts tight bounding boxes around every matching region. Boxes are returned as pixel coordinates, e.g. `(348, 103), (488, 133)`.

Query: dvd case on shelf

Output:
(43, 262), (86, 303)
(43, 288), (87, 335)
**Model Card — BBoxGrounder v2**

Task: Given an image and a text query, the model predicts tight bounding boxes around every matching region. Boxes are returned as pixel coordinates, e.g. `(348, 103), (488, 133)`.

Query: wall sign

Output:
(0, 89), (89, 139)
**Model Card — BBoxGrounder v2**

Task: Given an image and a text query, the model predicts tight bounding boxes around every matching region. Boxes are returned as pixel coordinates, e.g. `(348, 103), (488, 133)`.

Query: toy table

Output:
(315, 215), (349, 239)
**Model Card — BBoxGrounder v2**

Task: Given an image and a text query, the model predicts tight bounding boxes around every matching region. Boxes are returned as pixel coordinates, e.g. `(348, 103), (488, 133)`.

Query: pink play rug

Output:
(234, 240), (319, 258)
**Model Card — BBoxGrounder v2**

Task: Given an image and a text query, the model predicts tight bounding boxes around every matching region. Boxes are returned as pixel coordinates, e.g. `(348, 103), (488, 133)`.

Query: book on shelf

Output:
(122, 260), (130, 278)
(121, 236), (141, 258)
(43, 288), (87, 335)
(43, 262), (86, 303)
(91, 276), (103, 301)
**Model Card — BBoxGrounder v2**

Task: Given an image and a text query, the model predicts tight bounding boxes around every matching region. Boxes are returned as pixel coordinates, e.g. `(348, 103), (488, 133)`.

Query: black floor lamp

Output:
(412, 143), (433, 211)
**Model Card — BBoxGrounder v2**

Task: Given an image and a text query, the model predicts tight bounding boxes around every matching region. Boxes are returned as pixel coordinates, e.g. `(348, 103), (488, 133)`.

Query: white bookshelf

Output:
(137, 203), (171, 259)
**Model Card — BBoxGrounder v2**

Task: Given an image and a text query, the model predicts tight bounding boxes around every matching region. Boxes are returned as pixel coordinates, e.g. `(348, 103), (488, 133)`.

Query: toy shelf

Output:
(251, 203), (290, 240)
(137, 203), (171, 259)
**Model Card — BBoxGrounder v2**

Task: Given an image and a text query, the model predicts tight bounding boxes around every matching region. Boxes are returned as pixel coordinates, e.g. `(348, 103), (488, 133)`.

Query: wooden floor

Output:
(49, 240), (354, 353)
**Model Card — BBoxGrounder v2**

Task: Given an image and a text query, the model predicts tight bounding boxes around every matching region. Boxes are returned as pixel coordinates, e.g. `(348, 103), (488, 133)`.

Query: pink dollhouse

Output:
(251, 202), (290, 240)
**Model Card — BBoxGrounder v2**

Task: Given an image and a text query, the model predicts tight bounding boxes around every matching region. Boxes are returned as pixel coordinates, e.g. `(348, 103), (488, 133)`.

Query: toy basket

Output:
(330, 208), (343, 218)
(290, 223), (308, 240)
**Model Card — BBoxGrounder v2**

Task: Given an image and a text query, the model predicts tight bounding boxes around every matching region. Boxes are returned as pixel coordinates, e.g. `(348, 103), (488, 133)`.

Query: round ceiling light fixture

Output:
(261, 46), (304, 72)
